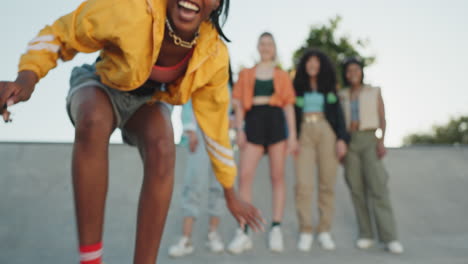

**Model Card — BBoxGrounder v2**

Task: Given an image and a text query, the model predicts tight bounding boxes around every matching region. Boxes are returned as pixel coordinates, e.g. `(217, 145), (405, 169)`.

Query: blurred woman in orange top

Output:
(228, 32), (298, 254)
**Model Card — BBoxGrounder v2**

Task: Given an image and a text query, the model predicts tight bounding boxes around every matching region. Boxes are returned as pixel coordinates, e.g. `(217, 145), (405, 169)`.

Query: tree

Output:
(292, 15), (375, 87)
(403, 116), (468, 145)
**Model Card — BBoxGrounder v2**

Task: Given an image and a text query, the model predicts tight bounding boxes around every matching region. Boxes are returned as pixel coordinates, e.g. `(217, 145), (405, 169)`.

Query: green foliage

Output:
(292, 15), (375, 87)
(403, 116), (468, 145)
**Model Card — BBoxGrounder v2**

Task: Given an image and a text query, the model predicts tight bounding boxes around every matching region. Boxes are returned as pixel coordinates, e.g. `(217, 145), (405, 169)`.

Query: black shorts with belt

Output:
(245, 105), (287, 149)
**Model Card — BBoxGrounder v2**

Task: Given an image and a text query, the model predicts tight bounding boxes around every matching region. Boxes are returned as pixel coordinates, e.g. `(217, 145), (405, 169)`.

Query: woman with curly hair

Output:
(293, 49), (349, 251)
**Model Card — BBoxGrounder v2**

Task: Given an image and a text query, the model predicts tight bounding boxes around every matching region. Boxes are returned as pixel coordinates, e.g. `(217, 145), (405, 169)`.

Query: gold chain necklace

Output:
(165, 18), (199, 49)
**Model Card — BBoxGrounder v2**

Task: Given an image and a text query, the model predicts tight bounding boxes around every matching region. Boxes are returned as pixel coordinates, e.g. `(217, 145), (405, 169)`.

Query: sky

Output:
(0, 0), (467, 146)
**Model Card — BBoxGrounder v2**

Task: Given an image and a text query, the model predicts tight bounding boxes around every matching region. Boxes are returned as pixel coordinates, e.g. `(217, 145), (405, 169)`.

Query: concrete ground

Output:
(0, 143), (467, 264)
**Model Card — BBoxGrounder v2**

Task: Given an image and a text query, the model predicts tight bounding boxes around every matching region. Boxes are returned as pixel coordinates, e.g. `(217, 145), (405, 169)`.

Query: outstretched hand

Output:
(0, 71), (38, 123)
(224, 187), (266, 232)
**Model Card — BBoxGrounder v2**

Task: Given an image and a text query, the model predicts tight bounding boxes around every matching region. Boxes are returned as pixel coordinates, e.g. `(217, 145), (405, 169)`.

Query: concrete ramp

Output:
(1, 143), (467, 264)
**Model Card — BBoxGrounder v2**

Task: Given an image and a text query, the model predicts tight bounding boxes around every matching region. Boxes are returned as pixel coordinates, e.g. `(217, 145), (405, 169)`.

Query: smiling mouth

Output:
(178, 0), (200, 13)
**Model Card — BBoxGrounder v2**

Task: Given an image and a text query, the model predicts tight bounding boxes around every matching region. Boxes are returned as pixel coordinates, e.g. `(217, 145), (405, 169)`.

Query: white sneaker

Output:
(227, 228), (252, 254)
(387, 241), (404, 254)
(297, 233), (313, 252)
(317, 232), (336, 250)
(268, 226), (284, 252)
(356, 238), (374, 249)
(206, 231), (224, 253)
(168, 236), (194, 258)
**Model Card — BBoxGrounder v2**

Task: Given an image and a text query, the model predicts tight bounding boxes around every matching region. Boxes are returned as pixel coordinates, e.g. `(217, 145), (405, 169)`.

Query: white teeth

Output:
(178, 1), (200, 12)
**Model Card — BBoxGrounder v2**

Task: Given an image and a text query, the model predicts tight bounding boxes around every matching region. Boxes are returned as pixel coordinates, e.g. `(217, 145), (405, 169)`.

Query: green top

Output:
(254, 79), (274, 96)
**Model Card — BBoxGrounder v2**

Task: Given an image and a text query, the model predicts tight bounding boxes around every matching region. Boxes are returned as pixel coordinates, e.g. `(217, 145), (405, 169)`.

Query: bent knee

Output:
(142, 136), (175, 161)
(75, 112), (114, 142)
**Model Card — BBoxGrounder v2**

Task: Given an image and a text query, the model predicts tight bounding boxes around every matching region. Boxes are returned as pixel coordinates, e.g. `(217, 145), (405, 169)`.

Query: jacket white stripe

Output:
(27, 43), (60, 53)
(80, 250), (103, 261)
(29, 34), (55, 44)
(206, 144), (235, 167)
(204, 135), (234, 158)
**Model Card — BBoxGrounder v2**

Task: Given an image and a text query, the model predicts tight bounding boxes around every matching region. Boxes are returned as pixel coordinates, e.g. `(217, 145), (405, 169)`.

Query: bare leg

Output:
(183, 217), (195, 237)
(70, 86), (116, 246)
(209, 217), (220, 233)
(238, 143), (265, 203)
(267, 140), (287, 222)
(125, 103), (175, 264)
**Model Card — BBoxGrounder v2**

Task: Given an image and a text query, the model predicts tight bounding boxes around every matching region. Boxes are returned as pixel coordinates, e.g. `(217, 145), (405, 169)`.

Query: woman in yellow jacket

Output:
(0, 1), (264, 263)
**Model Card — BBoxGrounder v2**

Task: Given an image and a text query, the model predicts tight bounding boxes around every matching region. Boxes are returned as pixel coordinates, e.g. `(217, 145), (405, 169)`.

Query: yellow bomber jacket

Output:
(18, 0), (236, 188)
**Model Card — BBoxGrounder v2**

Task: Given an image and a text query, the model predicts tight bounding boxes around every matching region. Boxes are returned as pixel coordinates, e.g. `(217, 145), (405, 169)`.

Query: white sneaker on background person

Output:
(297, 233), (313, 252)
(317, 232), (336, 250)
(206, 231), (224, 253)
(356, 238), (374, 249)
(387, 241), (404, 254)
(227, 228), (252, 254)
(168, 236), (194, 258)
(268, 226), (284, 252)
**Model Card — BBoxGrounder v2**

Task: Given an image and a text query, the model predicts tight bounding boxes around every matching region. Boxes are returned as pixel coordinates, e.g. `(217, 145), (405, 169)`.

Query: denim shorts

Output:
(66, 63), (171, 145)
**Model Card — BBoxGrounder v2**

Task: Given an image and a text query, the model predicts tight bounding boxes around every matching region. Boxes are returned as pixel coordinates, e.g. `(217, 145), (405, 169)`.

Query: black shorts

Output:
(245, 105), (287, 149)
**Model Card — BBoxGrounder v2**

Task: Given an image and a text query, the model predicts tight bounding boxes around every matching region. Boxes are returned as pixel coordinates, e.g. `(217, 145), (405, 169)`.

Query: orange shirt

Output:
(232, 67), (295, 111)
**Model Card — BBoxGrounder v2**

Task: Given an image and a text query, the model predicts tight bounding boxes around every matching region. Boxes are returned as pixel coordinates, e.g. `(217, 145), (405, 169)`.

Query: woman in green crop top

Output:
(229, 32), (298, 254)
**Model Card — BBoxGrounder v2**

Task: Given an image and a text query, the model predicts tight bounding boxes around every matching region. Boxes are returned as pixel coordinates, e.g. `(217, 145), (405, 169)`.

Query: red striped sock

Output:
(79, 242), (103, 264)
